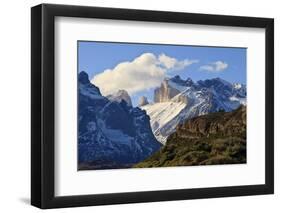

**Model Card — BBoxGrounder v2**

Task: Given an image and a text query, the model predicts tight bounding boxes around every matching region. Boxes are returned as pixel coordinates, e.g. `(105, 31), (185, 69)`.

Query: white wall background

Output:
(0, 0), (279, 212)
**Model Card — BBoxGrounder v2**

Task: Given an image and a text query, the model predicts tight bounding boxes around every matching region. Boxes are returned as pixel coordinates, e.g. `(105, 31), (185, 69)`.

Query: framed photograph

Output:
(31, 4), (274, 209)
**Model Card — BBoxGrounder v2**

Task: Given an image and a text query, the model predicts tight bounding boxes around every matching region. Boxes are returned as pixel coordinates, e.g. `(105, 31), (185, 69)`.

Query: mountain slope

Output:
(142, 76), (246, 144)
(78, 71), (161, 170)
(134, 106), (246, 168)
(141, 101), (187, 143)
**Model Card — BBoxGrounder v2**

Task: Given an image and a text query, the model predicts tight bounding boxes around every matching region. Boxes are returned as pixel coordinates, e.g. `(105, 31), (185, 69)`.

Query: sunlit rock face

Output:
(138, 96), (149, 107)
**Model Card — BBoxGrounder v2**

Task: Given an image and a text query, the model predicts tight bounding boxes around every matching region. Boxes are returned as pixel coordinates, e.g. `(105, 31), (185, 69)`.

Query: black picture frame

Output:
(31, 3), (274, 209)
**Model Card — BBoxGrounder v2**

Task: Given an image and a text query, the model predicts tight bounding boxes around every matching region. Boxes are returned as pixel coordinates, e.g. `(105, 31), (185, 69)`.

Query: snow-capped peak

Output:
(142, 76), (247, 144)
(106, 89), (132, 107)
(233, 83), (242, 89)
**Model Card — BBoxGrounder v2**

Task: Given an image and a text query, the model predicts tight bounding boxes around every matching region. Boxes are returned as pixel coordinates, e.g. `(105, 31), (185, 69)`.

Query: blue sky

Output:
(78, 41), (246, 106)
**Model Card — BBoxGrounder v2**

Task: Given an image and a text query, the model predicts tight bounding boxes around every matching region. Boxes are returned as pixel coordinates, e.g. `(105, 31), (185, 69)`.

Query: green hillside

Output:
(134, 106), (246, 168)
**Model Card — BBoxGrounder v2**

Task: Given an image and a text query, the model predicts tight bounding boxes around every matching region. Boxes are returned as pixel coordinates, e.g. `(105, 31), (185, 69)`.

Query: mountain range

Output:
(141, 75), (246, 144)
(78, 71), (246, 169)
(78, 71), (161, 170)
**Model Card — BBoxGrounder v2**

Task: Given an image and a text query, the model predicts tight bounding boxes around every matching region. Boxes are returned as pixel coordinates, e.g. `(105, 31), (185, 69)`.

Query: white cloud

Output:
(158, 53), (198, 70)
(200, 61), (228, 72)
(92, 53), (198, 96)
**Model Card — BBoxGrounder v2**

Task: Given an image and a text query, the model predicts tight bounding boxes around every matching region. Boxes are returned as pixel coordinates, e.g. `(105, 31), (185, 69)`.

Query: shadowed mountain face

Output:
(134, 106), (246, 168)
(78, 71), (161, 170)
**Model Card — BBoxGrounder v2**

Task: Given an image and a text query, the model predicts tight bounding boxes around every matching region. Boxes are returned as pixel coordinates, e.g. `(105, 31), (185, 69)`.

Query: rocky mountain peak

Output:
(154, 81), (181, 103)
(198, 77), (232, 88)
(138, 96), (149, 107)
(172, 75), (181, 80)
(233, 83), (242, 89)
(79, 71), (90, 84)
(169, 75), (185, 85)
(106, 89), (132, 107)
(154, 75), (195, 103)
(185, 77), (194, 86)
(79, 72), (101, 97)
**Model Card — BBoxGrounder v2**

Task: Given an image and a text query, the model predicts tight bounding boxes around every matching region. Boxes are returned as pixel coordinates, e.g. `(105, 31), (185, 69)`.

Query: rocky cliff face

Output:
(135, 106), (246, 168)
(175, 105), (246, 138)
(142, 76), (246, 144)
(78, 71), (161, 170)
(154, 77), (181, 103)
(106, 89), (132, 107)
(154, 76), (196, 103)
(138, 96), (149, 107)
